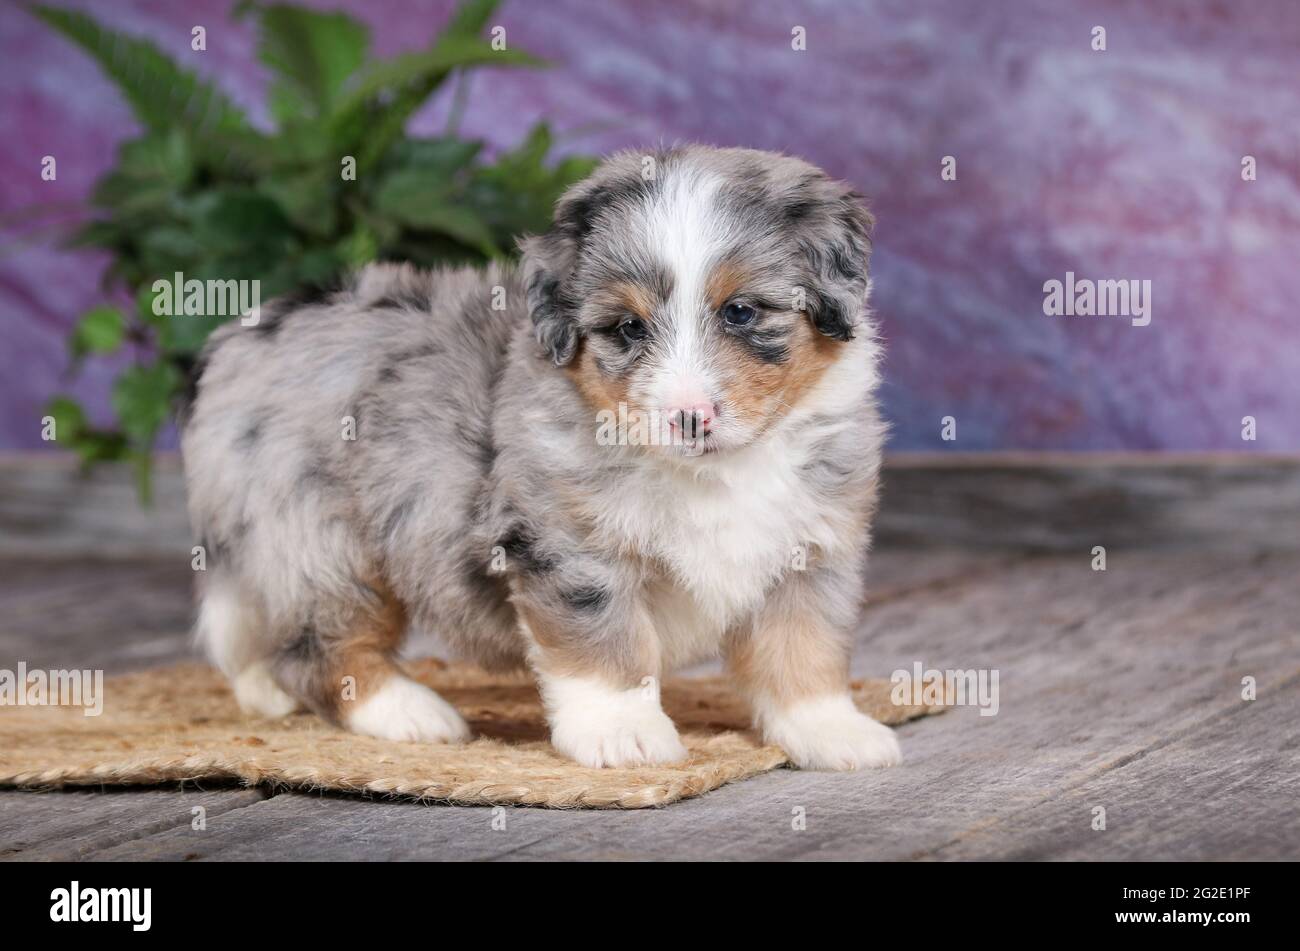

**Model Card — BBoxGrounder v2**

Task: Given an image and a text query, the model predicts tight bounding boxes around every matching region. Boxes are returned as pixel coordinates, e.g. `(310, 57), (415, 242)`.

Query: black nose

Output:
(673, 409), (704, 440)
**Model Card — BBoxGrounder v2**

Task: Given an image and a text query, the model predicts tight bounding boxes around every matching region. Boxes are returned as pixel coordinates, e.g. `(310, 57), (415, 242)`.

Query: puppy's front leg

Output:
(513, 578), (686, 769)
(727, 565), (901, 770)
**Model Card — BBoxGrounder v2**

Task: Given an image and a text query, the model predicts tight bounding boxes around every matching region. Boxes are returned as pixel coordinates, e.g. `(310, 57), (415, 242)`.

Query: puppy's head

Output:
(521, 146), (873, 457)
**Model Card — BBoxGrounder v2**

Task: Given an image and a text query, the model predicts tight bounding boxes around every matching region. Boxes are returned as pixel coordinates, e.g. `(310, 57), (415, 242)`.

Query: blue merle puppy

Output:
(181, 145), (897, 770)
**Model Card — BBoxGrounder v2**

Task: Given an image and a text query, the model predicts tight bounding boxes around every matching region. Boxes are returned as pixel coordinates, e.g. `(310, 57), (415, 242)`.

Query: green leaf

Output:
(44, 396), (86, 441)
(116, 130), (192, 184)
(499, 121), (553, 168)
(74, 431), (131, 466)
(554, 154), (602, 186)
(70, 305), (125, 357)
(331, 36), (545, 170)
(409, 206), (500, 258)
(336, 226), (378, 269)
(29, 5), (266, 169)
(441, 0), (503, 39)
(129, 447), (154, 506)
(135, 225), (209, 277)
(112, 361), (181, 446)
(374, 169), (499, 256)
(340, 39), (543, 109)
(137, 282), (168, 325)
(383, 137), (482, 180)
(91, 130), (192, 215)
(255, 3), (370, 122)
(154, 305), (224, 357)
(289, 247), (345, 289)
(66, 219), (128, 252)
(187, 187), (296, 254)
(260, 173), (339, 237)
(151, 257), (277, 355)
(264, 122), (338, 167)
(463, 123), (596, 242)
(43, 396), (131, 466)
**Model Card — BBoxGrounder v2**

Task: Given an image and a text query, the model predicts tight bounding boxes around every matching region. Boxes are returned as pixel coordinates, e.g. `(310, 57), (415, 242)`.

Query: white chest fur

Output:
(588, 346), (876, 671)
(598, 428), (845, 669)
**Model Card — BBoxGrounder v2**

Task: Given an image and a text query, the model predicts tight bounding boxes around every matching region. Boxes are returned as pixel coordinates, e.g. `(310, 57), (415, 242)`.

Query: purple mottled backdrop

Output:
(2, 0), (1298, 451)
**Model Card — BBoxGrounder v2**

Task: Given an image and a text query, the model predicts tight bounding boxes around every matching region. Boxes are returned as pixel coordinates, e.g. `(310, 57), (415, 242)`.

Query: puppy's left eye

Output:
(618, 317), (649, 343)
(721, 302), (756, 327)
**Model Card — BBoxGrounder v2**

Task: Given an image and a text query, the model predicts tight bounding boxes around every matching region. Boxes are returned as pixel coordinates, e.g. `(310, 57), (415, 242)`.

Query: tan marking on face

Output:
(608, 280), (658, 323)
(715, 313), (843, 432)
(705, 257), (752, 312)
(568, 337), (633, 419)
(566, 280), (659, 420)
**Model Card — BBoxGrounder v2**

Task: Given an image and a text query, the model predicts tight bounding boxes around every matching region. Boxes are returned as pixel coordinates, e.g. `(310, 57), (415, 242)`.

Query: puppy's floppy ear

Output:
(791, 178), (875, 342)
(521, 155), (653, 366)
(519, 227), (580, 366)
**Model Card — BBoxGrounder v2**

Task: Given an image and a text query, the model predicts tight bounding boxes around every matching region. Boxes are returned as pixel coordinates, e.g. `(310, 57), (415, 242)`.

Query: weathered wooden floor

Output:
(1, 456), (1297, 860)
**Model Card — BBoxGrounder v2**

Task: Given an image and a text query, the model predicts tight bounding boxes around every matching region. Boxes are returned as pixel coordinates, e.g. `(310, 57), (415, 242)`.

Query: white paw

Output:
(540, 673), (688, 768)
(760, 693), (902, 771)
(232, 662), (299, 718)
(345, 676), (472, 744)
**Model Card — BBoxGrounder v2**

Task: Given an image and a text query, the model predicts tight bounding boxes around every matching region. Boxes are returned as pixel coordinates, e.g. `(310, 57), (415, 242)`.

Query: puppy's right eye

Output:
(618, 317), (649, 343)
(721, 302), (757, 327)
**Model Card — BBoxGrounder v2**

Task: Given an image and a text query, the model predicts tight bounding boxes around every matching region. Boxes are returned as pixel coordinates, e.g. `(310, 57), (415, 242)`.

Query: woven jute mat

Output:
(0, 660), (946, 809)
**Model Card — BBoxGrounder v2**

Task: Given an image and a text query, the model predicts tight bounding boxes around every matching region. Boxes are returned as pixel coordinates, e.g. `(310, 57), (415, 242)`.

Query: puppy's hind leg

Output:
(271, 582), (471, 744)
(196, 574), (299, 718)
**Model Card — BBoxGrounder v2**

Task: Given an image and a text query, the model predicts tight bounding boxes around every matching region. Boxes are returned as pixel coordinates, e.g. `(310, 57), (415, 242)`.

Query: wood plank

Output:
(877, 454), (1300, 552)
(81, 792), (576, 862)
(916, 677), (1300, 861)
(4, 453), (1297, 558)
(0, 558), (196, 673)
(782, 551), (1300, 861)
(863, 547), (1023, 602)
(493, 552), (1300, 860)
(0, 455), (191, 559)
(44, 550), (1297, 861)
(0, 787), (267, 861)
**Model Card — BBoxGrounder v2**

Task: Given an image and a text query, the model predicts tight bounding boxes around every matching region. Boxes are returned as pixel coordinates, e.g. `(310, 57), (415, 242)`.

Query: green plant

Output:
(32, 0), (596, 500)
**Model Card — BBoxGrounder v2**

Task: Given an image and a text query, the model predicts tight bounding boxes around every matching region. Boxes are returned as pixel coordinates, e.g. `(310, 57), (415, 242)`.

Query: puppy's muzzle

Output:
(667, 402), (715, 440)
